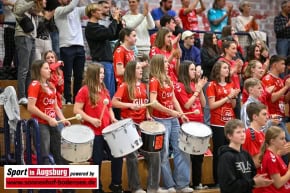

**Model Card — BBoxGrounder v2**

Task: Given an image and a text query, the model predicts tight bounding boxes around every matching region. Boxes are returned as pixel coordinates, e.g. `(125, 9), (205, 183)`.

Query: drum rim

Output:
(139, 121), (166, 133)
(61, 125), (95, 143)
(102, 118), (133, 134)
(181, 121), (212, 137)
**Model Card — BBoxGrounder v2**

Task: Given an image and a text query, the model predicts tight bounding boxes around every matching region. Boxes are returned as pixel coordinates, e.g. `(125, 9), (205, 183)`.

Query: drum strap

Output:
(249, 128), (256, 141)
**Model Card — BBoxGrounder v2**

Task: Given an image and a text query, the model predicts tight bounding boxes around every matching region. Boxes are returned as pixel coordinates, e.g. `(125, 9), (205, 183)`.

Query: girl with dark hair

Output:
(206, 60), (240, 185)
(74, 64), (123, 193)
(27, 60), (70, 165)
(113, 28), (136, 87)
(149, 54), (193, 193)
(201, 32), (220, 79)
(150, 27), (181, 83)
(174, 60), (208, 190)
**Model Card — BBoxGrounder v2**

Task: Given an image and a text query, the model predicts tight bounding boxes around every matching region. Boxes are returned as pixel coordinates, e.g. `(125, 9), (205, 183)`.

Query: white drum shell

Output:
(102, 119), (143, 157)
(179, 122), (212, 155)
(61, 125), (94, 163)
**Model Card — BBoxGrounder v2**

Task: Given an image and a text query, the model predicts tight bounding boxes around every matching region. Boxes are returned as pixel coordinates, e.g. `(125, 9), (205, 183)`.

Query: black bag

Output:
(17, 15), (34, 33)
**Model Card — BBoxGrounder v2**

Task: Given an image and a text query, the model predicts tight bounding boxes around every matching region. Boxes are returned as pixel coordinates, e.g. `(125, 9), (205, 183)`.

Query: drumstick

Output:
(141, 100), (157, 107)
(57, 114), (82, 123)
(99, 98), (109, 120)
(182, 109), (200, 115)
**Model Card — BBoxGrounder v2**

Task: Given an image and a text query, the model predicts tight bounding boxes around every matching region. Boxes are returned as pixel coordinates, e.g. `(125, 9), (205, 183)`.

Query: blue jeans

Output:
(93, 135), (123, 190)
(60, 45), (85, 103)
(50, 31), (60, 59)
(154, 117), (191, 189)
(99, 61), (116, 98)
(276, 38), (290, 57)
(15, 36), (35, 98)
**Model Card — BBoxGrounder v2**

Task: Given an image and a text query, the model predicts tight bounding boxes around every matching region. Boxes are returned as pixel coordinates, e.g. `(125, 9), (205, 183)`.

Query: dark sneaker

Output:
(109, 184), (124, 193)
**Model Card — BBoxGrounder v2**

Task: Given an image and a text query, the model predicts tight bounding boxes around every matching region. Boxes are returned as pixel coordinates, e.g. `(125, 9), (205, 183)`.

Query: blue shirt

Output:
(151, 7), (176, 21)
(180, 43), (201, 65)
(207, 8), (228, 33)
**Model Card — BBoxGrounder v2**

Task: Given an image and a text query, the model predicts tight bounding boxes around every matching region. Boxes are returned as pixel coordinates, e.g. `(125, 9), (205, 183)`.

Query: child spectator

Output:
(218, 119), (273, 193)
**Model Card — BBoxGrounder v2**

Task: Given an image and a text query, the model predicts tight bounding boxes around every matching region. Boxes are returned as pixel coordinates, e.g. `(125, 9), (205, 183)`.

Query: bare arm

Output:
(73, 102), (101, 128)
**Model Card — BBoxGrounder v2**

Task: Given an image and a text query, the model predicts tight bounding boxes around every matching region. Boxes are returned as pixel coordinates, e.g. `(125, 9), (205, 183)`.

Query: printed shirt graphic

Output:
(257, 149), (290, 193)
(75, 85), (112, 135)
(149, 46), (178, 83)
(28, 81), (57, 124)
(174, 82), (203, 122)
(206, 81), (235, 126)
(114, 82), (147, 124)
(179, 8), (199, 31)
(113, 45), (135, 86)
(150, 77), (174, 118)
(262, 73), (285, 116)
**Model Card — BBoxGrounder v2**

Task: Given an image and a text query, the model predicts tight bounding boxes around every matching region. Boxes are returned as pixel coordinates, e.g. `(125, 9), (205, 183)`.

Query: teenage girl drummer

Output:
(74, 63), (123, 193)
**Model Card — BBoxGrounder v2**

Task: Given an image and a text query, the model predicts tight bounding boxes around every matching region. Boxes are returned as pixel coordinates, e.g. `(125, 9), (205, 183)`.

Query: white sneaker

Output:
(133, 189), (146, 193)
(194, 184), (208, 190)
(179, 186), (193, 193)
(167, 187), (176, 193)
(18, 97), (28, 104)
(157, 188), (168, 193)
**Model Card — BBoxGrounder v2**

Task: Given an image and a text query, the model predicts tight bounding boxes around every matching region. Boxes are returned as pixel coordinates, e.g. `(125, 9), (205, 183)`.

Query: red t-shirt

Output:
(113, 45), (135, 86)
(49, 69), (64, 109)
(174, 82), (203, 122)
(150, 46), (178, 83)
(206, 81), (236, 126)
(219, 57), (241, 90)
(114, 82), (147, 124)
(242, 128), (265, 157)
(262, 73), (285, 116)
(179, 8), (198, 31)
(75, 85), (112, 135)
(150, 33), (177, 49)
(28, 80), (57, 124)
(150, 77), (174, 118)
(255, 149), (290, 193)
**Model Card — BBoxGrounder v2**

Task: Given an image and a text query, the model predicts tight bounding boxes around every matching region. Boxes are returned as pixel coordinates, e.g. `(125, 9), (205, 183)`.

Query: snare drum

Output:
(102, 119), (142, 158)
(61, 125), (94, 163)
(179, 122), (212, 155)
(140, 121), (165, 152)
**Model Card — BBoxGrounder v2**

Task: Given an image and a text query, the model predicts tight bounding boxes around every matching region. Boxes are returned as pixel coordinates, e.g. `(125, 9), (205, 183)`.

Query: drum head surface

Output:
(140, 121), (165, 134)
(181, 122), (212, 137)
(61, 125), (94, 143)
(102, 118), (132, 134)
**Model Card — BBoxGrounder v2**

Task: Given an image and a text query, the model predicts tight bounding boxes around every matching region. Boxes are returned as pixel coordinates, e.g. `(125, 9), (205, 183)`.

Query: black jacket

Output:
(85, 20), (122, 62)
(200, 47), (220, 80)
(218, 145), (256, 193)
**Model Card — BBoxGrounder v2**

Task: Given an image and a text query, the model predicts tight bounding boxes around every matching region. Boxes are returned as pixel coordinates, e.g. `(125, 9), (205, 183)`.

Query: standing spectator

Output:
(54, 0), (86, 104)
(235, 1), (259, 52)
(151, 0), (176, 29)
(149, 54), (192, 193)
(179, 30), (201, 65)
(274, 0), (290, 57)
(200, 32), (220, 125)
(179, 0), (205, 31)
(174, 60), (208, 190)
(262, 55), (290, 147)
(150, 27), (181, 83)
(122, 0), (155, 57)
(207, 0), (232, 34)
(85, 3), (122, 98)
(3, 0), (17, 78)
(14, 0), (39, 104)
(179, 0), (205, 47)
(98, 0), (112, 27)
(256, 126), (290, 193)
(206, 60), (240, 185)
(113, 28), (136, 88)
